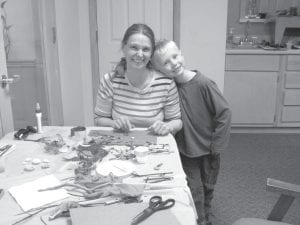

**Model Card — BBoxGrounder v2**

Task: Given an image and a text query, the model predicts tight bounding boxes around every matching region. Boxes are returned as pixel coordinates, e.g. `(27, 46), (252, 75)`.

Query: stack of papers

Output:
(9, 174), (69, 211)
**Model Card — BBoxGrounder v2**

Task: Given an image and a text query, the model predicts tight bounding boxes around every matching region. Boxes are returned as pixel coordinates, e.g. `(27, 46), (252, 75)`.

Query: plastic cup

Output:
(134, 146), (149, 164)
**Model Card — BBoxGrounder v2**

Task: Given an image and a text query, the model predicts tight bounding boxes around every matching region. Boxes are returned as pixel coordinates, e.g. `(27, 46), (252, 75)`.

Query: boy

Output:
(152, 40), (231, 225)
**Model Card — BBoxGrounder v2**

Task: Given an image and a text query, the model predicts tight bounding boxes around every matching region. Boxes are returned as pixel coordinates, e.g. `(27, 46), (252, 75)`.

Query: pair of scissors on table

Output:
(131, 196), (175, 225)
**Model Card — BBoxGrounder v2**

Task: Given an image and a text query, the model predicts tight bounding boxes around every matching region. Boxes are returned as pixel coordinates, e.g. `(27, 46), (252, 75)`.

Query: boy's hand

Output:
(148, 121), (172, 136)
(113, 117), (134, 132)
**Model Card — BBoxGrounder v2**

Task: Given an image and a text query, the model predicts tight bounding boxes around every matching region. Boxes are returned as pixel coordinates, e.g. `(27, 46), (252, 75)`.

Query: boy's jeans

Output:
(180, 153), (220, 223)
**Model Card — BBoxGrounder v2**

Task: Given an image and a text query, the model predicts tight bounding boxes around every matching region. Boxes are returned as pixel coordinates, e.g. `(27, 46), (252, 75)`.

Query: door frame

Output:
(0, 9), (14, 136)
(38, 0), (64, 126)
(88, 0), (100, 106)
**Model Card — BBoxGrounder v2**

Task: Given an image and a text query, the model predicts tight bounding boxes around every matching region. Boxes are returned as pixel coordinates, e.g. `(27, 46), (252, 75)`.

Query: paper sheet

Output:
(96, 160), (136, 177)
(70, 202), (181, 225)
(8, 174), (69, 211)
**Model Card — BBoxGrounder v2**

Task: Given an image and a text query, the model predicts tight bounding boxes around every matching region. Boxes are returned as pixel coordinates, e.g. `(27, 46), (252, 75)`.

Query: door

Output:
(97, 0), (174, 80)
(0, 0), (52, 133)
(0, 10), (14, 137)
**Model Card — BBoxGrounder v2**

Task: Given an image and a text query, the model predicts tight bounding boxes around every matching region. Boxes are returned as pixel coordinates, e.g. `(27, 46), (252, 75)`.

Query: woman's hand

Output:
(148, 121), (172, 136)
(113, 117), (134, 132)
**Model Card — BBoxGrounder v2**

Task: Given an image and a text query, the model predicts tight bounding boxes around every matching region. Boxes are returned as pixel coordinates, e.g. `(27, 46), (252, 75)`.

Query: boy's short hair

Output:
(154, 39), (178, 56)
(152, 40), (179, 69)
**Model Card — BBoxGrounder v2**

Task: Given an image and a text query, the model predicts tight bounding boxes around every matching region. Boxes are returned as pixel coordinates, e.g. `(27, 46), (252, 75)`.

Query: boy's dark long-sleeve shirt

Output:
(175, 71), (231, 157)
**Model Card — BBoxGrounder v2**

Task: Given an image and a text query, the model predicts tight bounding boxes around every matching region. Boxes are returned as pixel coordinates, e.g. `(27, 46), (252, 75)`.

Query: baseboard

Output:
(231, 127), (300, 133)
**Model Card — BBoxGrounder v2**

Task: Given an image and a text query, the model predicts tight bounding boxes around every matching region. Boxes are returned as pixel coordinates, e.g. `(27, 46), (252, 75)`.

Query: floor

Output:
(210, 133), (300, 225)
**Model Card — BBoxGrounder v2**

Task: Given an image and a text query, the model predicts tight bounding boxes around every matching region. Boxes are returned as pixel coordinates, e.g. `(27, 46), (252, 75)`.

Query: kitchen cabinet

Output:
(225, 51), (300, 129)
(239, 0), (300, 23)
(224, 54), (279, 126)
(280, 55), (300, 126)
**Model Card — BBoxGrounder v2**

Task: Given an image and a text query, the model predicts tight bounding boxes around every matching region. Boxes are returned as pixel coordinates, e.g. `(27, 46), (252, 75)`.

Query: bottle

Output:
(35, 103), (43, 133)
(227, 27), (235, 46)
(246, 0), (258, 18)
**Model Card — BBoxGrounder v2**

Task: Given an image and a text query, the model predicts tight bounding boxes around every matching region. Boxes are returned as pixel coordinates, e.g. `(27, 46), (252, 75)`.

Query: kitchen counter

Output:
(225, 51), (300, 131)
(226, 48), (300, 55)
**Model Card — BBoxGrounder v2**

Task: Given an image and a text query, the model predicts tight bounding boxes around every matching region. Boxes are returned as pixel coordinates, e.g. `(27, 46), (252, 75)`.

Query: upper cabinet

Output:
(239, 0), (300, 23)
(239, 0), (268, 22)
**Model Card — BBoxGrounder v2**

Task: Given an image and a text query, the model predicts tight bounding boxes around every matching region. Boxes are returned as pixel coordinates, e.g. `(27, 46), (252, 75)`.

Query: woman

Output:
(94, 23), (182, 135)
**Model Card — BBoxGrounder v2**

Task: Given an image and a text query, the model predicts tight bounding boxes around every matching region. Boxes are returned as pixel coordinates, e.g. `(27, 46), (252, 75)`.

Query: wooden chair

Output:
(233, 178), (300, 225)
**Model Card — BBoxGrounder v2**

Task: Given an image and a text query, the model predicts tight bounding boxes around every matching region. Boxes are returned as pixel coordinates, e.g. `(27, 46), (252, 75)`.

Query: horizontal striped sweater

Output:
(94, 70), (181, 127)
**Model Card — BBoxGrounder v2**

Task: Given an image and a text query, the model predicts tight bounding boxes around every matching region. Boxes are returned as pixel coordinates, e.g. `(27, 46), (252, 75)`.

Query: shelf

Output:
(239, 18), (266, 23)
(268, 16), (300, 44)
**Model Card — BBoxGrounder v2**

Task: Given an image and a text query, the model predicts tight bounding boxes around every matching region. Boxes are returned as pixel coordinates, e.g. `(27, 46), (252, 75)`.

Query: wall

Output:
(54, 0), (94, 126)
(2, 0), (228, 127)
(227, 0), (300, 43)
(5, 0), (35, 60)
(54, 0), (228, 126)
(179, 0), (228, 91)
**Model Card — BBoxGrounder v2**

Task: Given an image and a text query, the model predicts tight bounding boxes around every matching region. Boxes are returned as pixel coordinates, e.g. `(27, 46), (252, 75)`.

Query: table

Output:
(0, 127), (197, 225)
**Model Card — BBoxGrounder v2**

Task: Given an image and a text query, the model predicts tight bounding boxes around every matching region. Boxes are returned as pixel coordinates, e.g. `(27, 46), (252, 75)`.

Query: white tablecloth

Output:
(0, 127), (197, 225)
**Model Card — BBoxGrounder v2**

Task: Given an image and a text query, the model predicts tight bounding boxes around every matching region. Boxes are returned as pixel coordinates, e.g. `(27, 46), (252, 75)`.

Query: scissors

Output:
(131, 196), (175, 225)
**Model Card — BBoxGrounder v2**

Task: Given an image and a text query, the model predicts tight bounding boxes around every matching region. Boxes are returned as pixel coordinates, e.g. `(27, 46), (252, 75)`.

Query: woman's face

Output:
(122, 33), (153, 70)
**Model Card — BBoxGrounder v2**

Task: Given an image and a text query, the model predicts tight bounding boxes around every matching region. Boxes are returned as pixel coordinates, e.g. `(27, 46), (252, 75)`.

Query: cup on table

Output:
(70, 126), (87, 143)
(134, 146), (149, 164)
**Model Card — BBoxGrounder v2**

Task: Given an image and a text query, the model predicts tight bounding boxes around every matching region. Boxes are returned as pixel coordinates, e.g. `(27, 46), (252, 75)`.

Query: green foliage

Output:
(1, 0), (12, 59)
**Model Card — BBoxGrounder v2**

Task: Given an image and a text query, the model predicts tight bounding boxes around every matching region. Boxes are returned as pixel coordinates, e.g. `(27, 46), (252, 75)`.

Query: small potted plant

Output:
(1, 0), (12, 59)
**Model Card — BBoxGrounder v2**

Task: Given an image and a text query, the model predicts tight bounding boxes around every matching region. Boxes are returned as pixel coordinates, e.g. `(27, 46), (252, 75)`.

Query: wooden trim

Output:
(275, 55), (285, 126)
(39, 0), (64, 126)
(89, 0), (99, 108)
(231, 127), (300, 133)
(173, 0), (180, 46)
(266, 178), (300, 221)
(7, 60), (36, 67)
(0, 114), (3, 138)
(267, 194), (295, 221)
(267, 178), (300, 198)
(0, 17), (14, 135)
(225, 55), (280, 71)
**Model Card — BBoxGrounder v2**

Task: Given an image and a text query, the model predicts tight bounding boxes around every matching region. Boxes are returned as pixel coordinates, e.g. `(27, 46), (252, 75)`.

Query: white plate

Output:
(96, 160), (136, 177)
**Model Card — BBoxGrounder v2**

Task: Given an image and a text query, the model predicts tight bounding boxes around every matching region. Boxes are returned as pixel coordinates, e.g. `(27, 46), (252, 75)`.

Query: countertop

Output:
(226, 48), (300, 55)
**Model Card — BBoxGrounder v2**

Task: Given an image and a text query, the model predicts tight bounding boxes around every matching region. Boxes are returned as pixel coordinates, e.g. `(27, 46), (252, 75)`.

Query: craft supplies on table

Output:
(8, 174), (69, 211)
(0, 188), (4, 199)
(35, 103), (43, 134)
(0, 143), (15, 157)
(70, 201), (180, 225)
(134, 146), (149, 163)
(0, 126), (196, 225)
(96, 160), (136, 177)
(131, 195), (175, 225)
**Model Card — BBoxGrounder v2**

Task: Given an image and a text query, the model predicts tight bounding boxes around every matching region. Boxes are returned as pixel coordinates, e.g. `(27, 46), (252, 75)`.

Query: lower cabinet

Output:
(225, 53), (300, 128)
(224, 71), (278, 125)
(279, 56), (300, 127)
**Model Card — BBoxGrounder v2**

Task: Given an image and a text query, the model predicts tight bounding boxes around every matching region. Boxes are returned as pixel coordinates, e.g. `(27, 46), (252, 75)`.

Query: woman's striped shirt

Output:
(94, 70), (181, 127)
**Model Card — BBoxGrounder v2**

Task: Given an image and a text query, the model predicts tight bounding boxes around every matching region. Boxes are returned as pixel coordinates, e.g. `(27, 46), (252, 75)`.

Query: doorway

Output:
(92, 0), (174, 102)
(1, 0), (50, 130)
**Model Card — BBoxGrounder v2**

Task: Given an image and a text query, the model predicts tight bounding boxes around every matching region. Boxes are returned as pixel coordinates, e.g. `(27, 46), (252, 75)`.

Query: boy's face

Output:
(153, 42), (184, 79)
